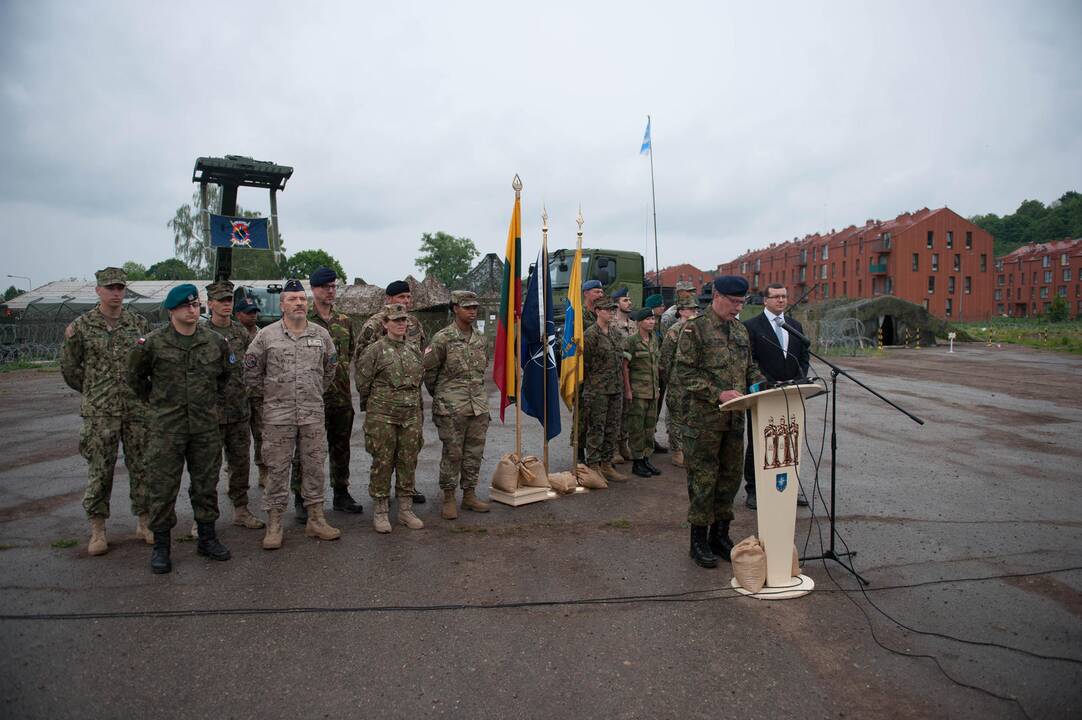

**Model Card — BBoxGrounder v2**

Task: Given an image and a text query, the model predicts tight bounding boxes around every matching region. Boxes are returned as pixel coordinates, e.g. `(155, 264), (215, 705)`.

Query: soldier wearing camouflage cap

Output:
(622, 308), (661, 478)
(354, 304), (425, 533)
(60, 266), (151, 556)
(660, 295), (700, 469)
(581, 295), (626, 482)
(609, 287), (636, 465)
(660, 280), (698, 334)
(423, 290), (491, 520)
(202, 280), (264, 532)
(128, 284), (234, 574)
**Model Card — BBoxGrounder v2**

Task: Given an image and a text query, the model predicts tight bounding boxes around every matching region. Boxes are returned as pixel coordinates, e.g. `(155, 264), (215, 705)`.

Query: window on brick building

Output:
(1017, 288), (1022, 300)
(928, 276), (935, 293)
(946, 231), (954, 249)
(822, 244), (829, 260)
(858, 279), (862, 294)
(922, 298), (929, 311)
(800, 249), (807, 264)
(980, 254), (987, 272)
(927, 231), (934, 249)
(997, 303), (1005, 314)
(831, 263), (836, 278)
(1008, 273), (1013, 284)
(820, 265), (827, 280)
(842, 260), (846, 275)
(965, 276), (972, 294)
(843, 281), (847, 295)
(1042, 256), (1050, 268)
(813, 248), (818, 262)
(1064, 268), (1072, 282)
(994, 289), (1002, 301)
(1031, 287), (1036, 299)
(1044, 270), (1053, 283)
(912, 254), (919, 272)
(953, 254), (961, 272)
(1061, 253), (1069, 266)
(965, 231), (973, 249)
(1059, 286), (1067, 297)
(997, 274), (1004, 285)
(884, 277), (893, 294)
(945, 298), (953, 316)
(754, 273), (760, 287)
(755, 258), (761, 272)
(1040, 287), (1049, 299)
(948, 276), (956, 294)
(1032, 272), (1038, 284)
(821, 283), (829, 299)
(931, 254), (939, 272)
(843, 241), (848, 256)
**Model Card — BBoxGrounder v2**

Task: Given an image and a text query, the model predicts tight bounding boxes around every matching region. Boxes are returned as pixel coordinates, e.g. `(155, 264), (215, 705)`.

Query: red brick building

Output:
(994, 237), (1082, 318)
(647, 263), (713, 288)
(717, 207), (996, 321)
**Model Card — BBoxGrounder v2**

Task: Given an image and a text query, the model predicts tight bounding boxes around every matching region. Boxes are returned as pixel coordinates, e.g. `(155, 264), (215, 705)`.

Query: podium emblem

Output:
(763, 415), (800, 469)
(775, 472), (788, 492)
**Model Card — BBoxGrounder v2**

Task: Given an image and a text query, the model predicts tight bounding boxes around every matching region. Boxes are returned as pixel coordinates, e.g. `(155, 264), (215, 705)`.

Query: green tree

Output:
(3, 285), (22, 301)
(122, 261), (148, 281)
(232, 250), (286, 280)
(1047, 295), (1069, 322)
(147, 258), (197, 280)
(168, 186), (285, 275)
(415, 231), (479, 288)
(283, 250), (346, 281)
(971, 190), (1082, 255)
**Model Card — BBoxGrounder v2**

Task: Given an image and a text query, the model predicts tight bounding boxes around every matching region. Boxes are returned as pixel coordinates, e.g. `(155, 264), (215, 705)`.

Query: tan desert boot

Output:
(398, 496), (424, 530)
(441, 489), (458, 520)
(461, 488), (490, 513)
(672, 449), (686, 468)
(600, 462), (630, 482)
(135, 513), (153, 545)
(190, 521), (199, 539)
(373, 498), (392, 533)
(305, 504), (342, 541)
(233, 505), (266, 529)
(619, 439), (632, 461)
(612, 454), (627, 465)
(262, 510), (283, 550)
(87, 517), (108, 556)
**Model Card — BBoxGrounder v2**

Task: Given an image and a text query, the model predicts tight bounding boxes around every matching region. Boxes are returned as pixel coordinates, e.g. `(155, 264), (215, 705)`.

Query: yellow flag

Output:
(558, 238), (584, 409)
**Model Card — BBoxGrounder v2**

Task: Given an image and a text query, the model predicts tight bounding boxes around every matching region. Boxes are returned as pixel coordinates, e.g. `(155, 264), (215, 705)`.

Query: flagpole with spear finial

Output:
(572, 206), (584, 478)
(513, 174), (523, 460)
(541, 204), (550, 472)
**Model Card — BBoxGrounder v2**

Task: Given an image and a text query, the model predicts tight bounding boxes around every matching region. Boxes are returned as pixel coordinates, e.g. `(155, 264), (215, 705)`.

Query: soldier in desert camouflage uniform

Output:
(128, 284), (234, 574)
(674, 277), (763, 569)
(203, 281), (264, 531)
(660, 296), (699, 469)
(355, 279), (428, 505)
(355, 304), (425, 533)
(60, 266), (151, 556)
(244, 280), (341, 550)
(423, 290), (491, 520)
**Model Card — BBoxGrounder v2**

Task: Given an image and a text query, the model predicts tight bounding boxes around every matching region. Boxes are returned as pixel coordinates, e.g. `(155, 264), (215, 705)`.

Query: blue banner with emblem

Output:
(209, 214), (271, 249)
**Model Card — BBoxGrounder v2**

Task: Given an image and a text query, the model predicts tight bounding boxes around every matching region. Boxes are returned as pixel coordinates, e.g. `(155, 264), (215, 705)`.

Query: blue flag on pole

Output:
(521, 246), (561, 440)
(209, 214), (271, 249)
(640, 117), (652, 155)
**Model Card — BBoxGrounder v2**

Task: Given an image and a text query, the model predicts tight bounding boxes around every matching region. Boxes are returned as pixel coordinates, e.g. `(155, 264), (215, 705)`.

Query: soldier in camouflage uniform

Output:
(203, 281), (264, 531)
(60, 266), (151, 556)
(355, 279), (428, 505)
(355, 304), (425, 533)
(423, 290), (491, 520)
(234, 298), (266, 488)
(622, 308), (661, 479)
(245, 280), (341, 550)
(288, 267), (363, 520)
(609, 287), (636, 464)
(660, 295), (700, 469)
(572, 279), (605, 461)
(128, 284), (234, 574)
(674, 276), (763, 569)
(580, 296), (626, 482)
(660, 281), (697, 334)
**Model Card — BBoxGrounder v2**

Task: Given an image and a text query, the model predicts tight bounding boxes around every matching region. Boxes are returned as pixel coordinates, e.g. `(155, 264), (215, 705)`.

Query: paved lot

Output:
(1, 343), (1080, 719)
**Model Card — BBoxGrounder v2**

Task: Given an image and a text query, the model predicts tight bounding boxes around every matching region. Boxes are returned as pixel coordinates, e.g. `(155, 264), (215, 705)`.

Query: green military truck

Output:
(549, 248), (648, 322)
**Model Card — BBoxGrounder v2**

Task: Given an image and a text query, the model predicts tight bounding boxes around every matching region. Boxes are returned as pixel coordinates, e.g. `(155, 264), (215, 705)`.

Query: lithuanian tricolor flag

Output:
(493, 193), (522, 421)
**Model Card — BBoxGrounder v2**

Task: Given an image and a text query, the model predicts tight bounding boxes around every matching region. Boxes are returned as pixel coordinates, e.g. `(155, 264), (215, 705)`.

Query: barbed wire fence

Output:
(0, 321), (169, 364)
(815, 317), (870, 355)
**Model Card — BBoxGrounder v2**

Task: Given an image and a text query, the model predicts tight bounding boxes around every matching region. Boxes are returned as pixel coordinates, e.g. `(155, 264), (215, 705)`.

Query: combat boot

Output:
(461, 487), (490, 513)
(135, 513), (153, 544)
(333, 488), (364, 514)
(632, 459), (653, 478)
(150, 531), (172, 574)
(671, 449), (686, 468)
(689, 526), (718, 568)
(619, 439), (632, 461)
(643, 458), (662, 476)
(653, 440), (669, 454)
(412, 490), (427, 505)
(708, 521), (734, 562)
(262, 510), (284, 550)
(87, 517), (108, 556)
(373, 498), (392, 534)
(441, 489), (459, 520)
(190, 521), (199, 538)
(233, 505), (266, 529)
(612, 454), (626, 466)
(398, 496), (424, 530)
(258, 466), (268, 490)
(294, 493), (308, 525)
(305, 504), (342, 541)
(600, 462), (629, 483)
(196, 522), (231, 561)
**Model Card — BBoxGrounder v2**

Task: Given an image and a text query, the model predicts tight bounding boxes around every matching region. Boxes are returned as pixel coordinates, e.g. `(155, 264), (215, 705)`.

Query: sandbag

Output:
(792, 544), (802, 577)
(492, 453), (521, 493)
(574, 463), (608, 490)
(547, 471), (578, 494)
(519, 455), (549, 488)
(731, 535), (767, 594)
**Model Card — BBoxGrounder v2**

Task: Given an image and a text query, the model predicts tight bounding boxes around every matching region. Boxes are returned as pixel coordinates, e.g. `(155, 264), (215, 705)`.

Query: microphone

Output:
(781, 319), (810, 346)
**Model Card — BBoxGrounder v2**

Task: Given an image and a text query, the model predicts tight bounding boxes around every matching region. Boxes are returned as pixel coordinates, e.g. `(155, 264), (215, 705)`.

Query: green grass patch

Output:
(450, 525), (488, 534)
(51, 538), (78, 549)
(605, 518), (631, 529)
(952, 318), (1082, 354)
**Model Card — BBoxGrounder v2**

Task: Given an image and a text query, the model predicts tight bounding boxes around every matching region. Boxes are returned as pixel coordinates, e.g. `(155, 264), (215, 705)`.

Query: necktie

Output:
(774, 315), (787, 356)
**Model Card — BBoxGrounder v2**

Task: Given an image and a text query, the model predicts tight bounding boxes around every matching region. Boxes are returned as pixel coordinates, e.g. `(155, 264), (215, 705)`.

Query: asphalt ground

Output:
(1, 343), (1080, 719)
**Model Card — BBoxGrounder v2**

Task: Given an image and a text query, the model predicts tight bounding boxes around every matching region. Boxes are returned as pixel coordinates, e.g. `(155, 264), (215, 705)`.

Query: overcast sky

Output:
(2, 0), (1080, 289)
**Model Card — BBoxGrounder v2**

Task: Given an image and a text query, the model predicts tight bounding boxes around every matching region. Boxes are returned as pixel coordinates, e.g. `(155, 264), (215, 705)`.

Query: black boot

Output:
(632, 459), (653, 478)
(643, 458), (662, 476)
(150, 531), (172, 574)
(196, 522), (231, 561)
(689, 526), (718, 568)
(333, 488), (364, 514)
(294, 492), (308, 525)
(708, 520), (734, 561)
(412, 490), (426, 505)
(745, 493), (757, 510)
(653, 440), (668, 454)
(797, 488), (810, 507)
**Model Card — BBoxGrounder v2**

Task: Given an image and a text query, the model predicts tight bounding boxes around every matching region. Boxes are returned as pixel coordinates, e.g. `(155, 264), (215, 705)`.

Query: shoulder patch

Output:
(228, 352), (236, 364)
(137, 337), (147, 344)
(64, 322), (75, 339)
(244, 353), (257, 369)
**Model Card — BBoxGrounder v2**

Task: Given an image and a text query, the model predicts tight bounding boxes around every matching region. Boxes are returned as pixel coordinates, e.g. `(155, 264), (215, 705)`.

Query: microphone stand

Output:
(781, 321), (924, 585)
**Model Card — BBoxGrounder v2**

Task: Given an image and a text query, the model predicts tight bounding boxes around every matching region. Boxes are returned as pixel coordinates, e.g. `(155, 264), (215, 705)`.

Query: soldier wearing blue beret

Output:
(128, 283), (235, 574)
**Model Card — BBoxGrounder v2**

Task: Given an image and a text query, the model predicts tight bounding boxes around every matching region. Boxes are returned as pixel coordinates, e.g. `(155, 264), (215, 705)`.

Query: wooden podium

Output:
(721, 383), (825, 600)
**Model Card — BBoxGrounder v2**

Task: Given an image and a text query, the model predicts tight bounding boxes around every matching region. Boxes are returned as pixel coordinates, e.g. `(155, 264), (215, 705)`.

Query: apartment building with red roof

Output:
(994, 237), (1082, 318)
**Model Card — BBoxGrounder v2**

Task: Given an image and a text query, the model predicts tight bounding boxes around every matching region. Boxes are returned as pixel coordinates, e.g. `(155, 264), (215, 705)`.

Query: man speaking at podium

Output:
(742, 283), (810, 510)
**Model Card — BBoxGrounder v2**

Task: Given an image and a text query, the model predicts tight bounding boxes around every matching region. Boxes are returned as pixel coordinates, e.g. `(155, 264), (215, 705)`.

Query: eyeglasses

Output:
(724, 295), (747, 305)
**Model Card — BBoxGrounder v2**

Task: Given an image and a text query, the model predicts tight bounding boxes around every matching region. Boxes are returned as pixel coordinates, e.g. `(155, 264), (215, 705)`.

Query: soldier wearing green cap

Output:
(609, 287), (636, 465)
(61, 266), (151, 556)
(622, 308), (661, 478)
(203, 280), (264, 532)
(581, 295), (626, 482)
(660, 295), (700, 469)
(660, 281), (698, 334)
(128, 283), (234, 574)
(355, 303), (425, 533)
(423, 289), (491, 520)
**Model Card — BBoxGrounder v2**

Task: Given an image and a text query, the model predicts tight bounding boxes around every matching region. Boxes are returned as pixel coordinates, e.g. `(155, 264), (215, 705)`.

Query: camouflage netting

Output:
(337, 275), (451, 315)
(799, 296), (953, 350)
(459, 253), (503, 298)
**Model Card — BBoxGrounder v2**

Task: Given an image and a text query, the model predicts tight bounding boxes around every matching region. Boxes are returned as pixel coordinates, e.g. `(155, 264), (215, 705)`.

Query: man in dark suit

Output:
(742, 283), (811, 509)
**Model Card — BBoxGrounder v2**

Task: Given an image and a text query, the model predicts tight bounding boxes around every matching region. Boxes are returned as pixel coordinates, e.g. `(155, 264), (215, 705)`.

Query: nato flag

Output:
(521, 248), (562, 440)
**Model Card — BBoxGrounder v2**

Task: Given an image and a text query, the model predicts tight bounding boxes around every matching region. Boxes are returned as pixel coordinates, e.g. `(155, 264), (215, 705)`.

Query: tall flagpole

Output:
(572, 207), (584, 477)
(647, 115), (661, 287)
(541, 206), (550, 471)
(513, 175), (523, 459)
